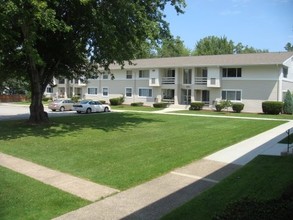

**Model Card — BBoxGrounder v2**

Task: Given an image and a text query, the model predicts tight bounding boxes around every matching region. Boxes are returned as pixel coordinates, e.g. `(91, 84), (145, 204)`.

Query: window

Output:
(102, 87), (109, 96)
(151, 78), (156, 84)
(126, 71), (132, 79)
(125, 88), (132, 97)
(183, 69), (192, 84)
(58, 78), (65, 84)
(139, 70), (150, 78)
(222, 90), (242, 101)
(88, 88), (98, 95)
(103, 74), (109, 80)
(283, 67), (288, 78)
(139, 88), (152, 97)
(46, 87), (53, 93)
(166, 69), (175, 77)
(222, 68), (242, 77)
(202, 69), (207, 77)
(210, 78), (216, 85)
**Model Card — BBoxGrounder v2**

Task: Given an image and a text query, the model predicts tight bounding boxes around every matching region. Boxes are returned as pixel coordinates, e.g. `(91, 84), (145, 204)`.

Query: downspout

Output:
(277, 64), (283, 101)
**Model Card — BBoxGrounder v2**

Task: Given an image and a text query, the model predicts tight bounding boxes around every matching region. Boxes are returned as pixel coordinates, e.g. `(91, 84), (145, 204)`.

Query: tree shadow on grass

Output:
(0, 112), (162, 140)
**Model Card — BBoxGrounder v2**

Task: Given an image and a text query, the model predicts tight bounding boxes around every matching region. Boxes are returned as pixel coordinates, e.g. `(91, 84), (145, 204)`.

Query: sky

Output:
(164, 0), (293, 52)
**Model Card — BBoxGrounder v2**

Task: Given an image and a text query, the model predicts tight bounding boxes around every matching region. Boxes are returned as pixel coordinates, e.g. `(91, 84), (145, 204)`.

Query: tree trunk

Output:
(28, 70), (49, 124)
(29, 91), (48, 124)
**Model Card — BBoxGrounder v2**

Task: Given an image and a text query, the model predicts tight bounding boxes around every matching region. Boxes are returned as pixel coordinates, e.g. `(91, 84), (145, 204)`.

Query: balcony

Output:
(194, 77), (207, 85)
(162, 77), (175, 84)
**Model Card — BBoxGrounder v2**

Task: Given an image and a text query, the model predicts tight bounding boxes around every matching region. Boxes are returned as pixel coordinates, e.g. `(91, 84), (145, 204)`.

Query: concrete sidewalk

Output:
(0, 153), (119, 202)
(54, 121), (293, 220)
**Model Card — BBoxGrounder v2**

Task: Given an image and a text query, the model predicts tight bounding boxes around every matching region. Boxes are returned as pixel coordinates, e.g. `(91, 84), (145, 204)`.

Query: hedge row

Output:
(153, 102), (168, 108)
(262, 101), (283, 115)
(109, 96), (124, 105)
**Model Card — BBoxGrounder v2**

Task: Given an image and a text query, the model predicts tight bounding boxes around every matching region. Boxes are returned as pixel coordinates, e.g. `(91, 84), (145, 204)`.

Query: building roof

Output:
(110, 52), (293, 70)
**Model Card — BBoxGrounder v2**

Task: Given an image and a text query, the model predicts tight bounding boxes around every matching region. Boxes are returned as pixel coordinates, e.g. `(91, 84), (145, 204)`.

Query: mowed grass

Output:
(163, 155), (293, 220)
(0, 166), (89, 220)
(174, 109), (293, 120)
(0, 112), (284, 190)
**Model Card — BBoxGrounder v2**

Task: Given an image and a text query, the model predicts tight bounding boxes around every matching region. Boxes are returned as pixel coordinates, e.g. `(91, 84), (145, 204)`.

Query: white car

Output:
(73, 100), (111, 114)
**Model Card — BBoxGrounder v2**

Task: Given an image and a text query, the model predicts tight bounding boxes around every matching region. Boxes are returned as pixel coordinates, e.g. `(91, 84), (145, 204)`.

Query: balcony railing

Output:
(194, 77), (207, 85)
(162, 77), (175, 84)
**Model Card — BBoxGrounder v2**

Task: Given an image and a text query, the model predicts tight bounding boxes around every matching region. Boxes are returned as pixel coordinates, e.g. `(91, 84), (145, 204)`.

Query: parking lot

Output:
(0, 103), (76, 121)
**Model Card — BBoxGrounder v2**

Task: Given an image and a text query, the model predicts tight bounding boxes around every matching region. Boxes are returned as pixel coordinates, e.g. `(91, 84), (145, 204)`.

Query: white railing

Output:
(194, 77), (207, 85)
(162, 77), (175, 84)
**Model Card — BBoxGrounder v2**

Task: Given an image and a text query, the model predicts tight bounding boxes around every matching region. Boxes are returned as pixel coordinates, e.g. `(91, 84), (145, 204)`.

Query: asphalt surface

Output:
(0, 103), (76, 121)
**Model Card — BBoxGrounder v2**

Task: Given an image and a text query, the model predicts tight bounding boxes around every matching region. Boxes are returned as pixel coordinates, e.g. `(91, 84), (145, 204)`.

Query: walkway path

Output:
(1, 107), (292, 219)
(0, 153), (119, 202)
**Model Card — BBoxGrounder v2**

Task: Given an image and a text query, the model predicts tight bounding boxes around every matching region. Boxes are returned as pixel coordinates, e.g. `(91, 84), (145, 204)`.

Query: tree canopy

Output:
(0, 0), (186, 123)
(284, 42), (293, 52)
(192, 36), (268, 56)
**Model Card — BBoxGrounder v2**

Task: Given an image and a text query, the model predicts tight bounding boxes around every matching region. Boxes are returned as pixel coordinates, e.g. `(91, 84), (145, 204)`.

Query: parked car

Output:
(73, 100), (111, 113)
(48, 99), (75, 111)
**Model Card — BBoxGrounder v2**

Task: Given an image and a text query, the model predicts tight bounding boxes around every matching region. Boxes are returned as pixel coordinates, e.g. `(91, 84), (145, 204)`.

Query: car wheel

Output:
(77, 111), (81, 114)
(104, 107), (109, 112)
(60, 106), (65, 112)
(86, 108), (92, 114)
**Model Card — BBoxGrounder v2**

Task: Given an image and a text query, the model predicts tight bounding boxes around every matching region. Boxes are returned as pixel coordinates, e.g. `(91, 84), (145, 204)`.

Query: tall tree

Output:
(284, 42), (293, 52)
(234, 43), (268, 54)
(157, 36), (191, 57)
(0, 0), (186, 123)
(192, 36), (234, 55)
(192, 36), (268, 55)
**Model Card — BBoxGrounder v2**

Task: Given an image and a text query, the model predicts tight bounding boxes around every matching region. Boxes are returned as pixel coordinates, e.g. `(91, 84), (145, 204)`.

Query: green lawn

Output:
(174, 109), (293, 120)
(110, 105), (162, 111)
(0, 166), (89, 220)
(0, 112), (284, 190)
(163, 155), (293, 220)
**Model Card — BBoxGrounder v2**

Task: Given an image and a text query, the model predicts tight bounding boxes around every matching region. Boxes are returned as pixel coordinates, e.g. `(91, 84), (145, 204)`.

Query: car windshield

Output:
(53, 100), (63, 103)
(80, 100), (90, 104)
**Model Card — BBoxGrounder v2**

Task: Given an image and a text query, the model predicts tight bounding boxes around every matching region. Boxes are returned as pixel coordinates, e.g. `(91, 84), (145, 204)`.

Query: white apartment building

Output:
(45, 52), (293, 112)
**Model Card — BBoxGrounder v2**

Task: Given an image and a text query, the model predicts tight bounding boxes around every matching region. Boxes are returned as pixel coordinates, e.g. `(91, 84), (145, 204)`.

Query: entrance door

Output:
(182, 89), (191, 105)
(202, 90), (210, 104)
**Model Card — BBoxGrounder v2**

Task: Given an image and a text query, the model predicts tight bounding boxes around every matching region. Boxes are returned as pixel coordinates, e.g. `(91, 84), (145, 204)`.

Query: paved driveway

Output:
(0, 103), (76, 121)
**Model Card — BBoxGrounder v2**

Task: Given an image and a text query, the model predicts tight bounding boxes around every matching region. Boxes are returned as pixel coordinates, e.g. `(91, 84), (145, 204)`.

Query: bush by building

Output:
(262, 101), (283, 114)
(189, 102), (205, 110)
(232, 103), (244, 113)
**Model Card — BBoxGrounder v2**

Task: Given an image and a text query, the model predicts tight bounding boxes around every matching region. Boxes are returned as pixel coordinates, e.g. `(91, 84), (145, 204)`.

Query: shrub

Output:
(283, 90), (293, 114)
(262, 101), (283, 114)
(99, 100), (106, 104)
(232, 103), (244, 113)
(153, 102), (168, 108)
(131, 102), (144, 106)
(71, 96), (80, 103)
(189, 102), (204, 110)
(110, 96), (124, 105)
(42, 96), (51, 102)
(215, 104), (223, 112)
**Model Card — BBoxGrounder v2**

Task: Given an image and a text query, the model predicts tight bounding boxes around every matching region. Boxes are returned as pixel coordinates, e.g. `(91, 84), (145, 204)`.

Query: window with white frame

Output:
(88, 88), (98, 95)
(46, 87), (53, 93)
(126, 70), (132, 79)
(139, 70), (150, 78)
(222, 68), (242, 77)
(139, 88), (152, 97)
(221, 90), (242, 101)
(102, 87), (109, 96)
(125, 87), (132, 97)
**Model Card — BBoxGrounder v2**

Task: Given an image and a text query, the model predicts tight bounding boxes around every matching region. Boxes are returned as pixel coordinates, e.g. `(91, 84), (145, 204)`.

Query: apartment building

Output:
(45, 52), (293, 112)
